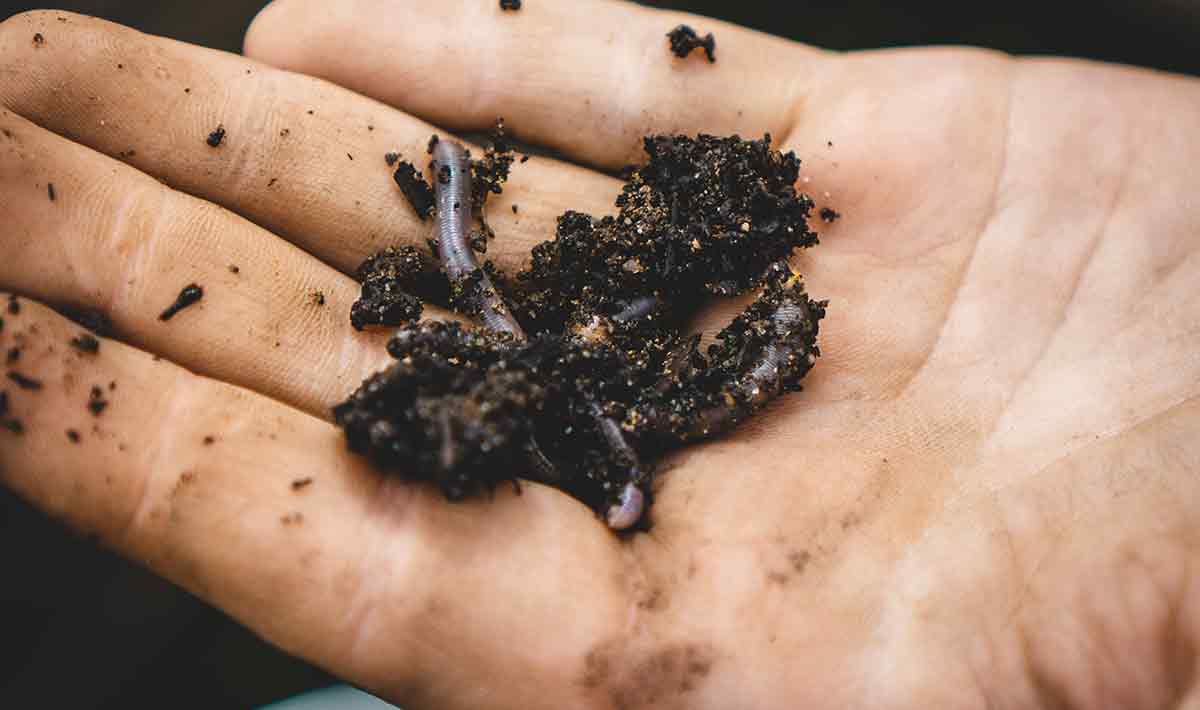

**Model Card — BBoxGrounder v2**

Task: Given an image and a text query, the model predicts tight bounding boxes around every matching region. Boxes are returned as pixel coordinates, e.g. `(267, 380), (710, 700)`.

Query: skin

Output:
(0, 1), (1197, 708)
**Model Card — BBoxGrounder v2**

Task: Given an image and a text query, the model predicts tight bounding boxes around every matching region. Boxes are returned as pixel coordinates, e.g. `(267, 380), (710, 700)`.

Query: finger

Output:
(0, 296), (622, 706)
(245, 0), (828, 170)
(0, 10), (616, 275)
(0, 108), (414, 417)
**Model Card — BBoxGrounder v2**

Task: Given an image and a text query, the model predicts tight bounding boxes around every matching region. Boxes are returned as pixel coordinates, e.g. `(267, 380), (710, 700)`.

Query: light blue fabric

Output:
(262, 685), (400, 710)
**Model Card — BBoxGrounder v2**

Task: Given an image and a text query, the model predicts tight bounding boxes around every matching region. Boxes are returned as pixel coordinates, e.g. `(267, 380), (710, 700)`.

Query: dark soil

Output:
(88, 385), (108, 416)
(820, 207), (841, 223)
(159, 284), (204, 321)
(499, 0), (521, 10)
(206, 125), (226, 147)
(349, 247), (428, 330)
(335, 132), (824, 526)
(70, 333), (101, 354)
(8, 372), (43, 391)
(393, 161), (435, 220)
(667, 25), (716, 62)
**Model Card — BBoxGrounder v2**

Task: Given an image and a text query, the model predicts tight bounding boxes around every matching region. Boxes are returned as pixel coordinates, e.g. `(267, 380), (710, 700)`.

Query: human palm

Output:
(1, 2), (1196, 708)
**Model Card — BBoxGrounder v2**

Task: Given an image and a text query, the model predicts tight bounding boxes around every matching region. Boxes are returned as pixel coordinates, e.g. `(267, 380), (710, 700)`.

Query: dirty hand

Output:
(2, 2), (1198, 708)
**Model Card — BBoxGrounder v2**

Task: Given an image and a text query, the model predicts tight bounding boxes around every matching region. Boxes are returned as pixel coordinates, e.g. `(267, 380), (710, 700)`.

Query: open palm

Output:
(1, 2), (1197, 708)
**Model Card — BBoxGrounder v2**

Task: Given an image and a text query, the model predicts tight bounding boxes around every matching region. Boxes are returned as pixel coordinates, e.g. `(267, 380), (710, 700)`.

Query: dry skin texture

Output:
(339, 127), (825, 529)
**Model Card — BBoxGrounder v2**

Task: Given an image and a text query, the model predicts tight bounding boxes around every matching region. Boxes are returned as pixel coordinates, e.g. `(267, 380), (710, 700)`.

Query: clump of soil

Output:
(499, 0), (521, 10)
(393, 161), (434, 219)
(70, 333), (100, 354)
(820, 207), (841, 223)
(159, 284), (203, 321)
(667, 25), (716, 62)
(335, 132), (825, 527)
(350, 247), (430, 330)
(206, 125), (226, 148)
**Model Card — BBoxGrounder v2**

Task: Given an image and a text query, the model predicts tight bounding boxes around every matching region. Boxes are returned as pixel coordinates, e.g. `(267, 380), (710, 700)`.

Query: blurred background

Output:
(0, 0), (1196, 708)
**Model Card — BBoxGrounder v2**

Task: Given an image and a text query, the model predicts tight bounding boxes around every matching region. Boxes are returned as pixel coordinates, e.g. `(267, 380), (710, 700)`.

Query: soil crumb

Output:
(228, 264), (240, 275)
(6, 347), (20, 364)
(393, 161), (435, 220)
(67, 429), (80, 443)
(159, 284), (204, 321)
(8, 296), (20, 315)
(311, 291), (326, 307)
(820, 207), (841, 223)
(8, 371), (42, 391)
(350, 246), (427, 330)
(291, 477), (314, 491)
(88, 385), (108, 416)
(500, 0), (522, 10)
(56, 305), (114, 336)
(70, 333), (100, 354)
(667, 25), (716, 62)
(385, 152), (399, 167)
(206, 125), (226, 148)
(47, 182), (56, 202)
(33, 33), (45, 47)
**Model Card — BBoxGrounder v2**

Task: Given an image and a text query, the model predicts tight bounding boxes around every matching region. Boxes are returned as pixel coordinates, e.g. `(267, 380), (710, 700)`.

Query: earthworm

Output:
(431, 140), (523, 337)
(433, 139), (648, 529)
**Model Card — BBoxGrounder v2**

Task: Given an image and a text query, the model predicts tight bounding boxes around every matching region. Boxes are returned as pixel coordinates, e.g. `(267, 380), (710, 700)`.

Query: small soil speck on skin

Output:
(56, 305), (114, 336)
(228, 265), (240, 275)
(203, 435), (215, 445)
(384, 152), (399, 167)
(512, 204), (519, 214)
(32, 33), (45, 47)
(311, 291), (326, 306)
(667, 25), (716, 62)
(8, 371), (42, 390)
(67, 429), (80, 443)
(206, 125), (226, 148)
(5, 419), (23, 434)
(500, 0), (522, 10)
(819, 207), (841, 223)
(70, 333), (100, 354)
(8, 296), (21, 315)
(6, 347), (19, 364)
(0, 391), (7, 416)
(88, 385), (108, 416)
(291, 477), (313, 491)
(159, 284), (204, 321)
(47, 182), (56, 202)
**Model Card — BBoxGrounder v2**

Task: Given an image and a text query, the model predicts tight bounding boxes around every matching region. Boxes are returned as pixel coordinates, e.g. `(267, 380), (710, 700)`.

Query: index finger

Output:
(244, 0), (830, 170)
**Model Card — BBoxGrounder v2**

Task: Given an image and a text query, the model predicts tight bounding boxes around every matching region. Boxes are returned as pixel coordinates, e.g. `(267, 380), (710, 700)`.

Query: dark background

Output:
(0, 1), (1196, 708)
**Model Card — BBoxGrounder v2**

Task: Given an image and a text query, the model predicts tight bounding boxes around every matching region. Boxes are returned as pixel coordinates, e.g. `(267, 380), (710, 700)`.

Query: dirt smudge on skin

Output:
(579, 638), (716, 708)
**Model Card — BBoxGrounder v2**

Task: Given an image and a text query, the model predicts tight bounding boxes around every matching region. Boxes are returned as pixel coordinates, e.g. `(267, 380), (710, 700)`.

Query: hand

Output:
(1, 3), (1197, 708)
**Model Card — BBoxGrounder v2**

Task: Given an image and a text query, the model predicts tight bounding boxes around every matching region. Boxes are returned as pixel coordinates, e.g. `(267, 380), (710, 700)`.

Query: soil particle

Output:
(56, 305), (114, 336)
(88, 385), (108, 416)
(350, 246), (428, 330)
(427, 135), (440, 154)
(32, 33), (45, 47)
(202, 435), (215, 445)
(159, 284), (203, 321)
(384, 152), (399, 167)
(511, 204), (519, 214)
(311, 291), (326, 306)
(70, 333), (100, 354)
(499, 0), (522, 9)
(819, 207), (841, 223)
(8, 371), (42, 390)
(228, 264), (240, 275)
(393, 161), (435, 220)
(8, 296), (20, 315)
(667, 25), (716, 62)
(47, 182), (56, 202)
(291, 477), (314, 491)
(206, 124), (226, 148)
(281, 512), (304, 525)
(6, 347), (19, 364)
(66, 429), (80, 443)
